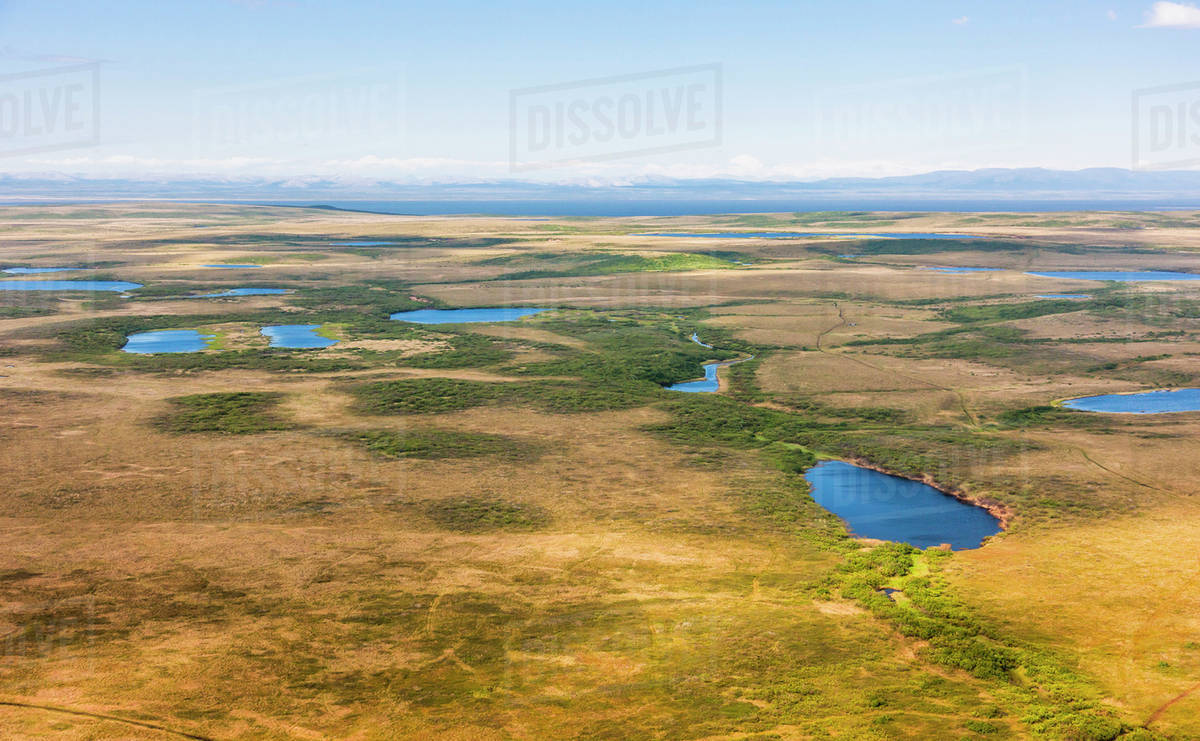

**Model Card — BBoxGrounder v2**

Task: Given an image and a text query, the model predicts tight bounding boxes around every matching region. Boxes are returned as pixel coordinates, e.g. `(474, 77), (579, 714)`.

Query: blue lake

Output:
(3, 267), (72, 274)
(1027, 270), (1200, 282)
(199, 288), (289, 298)
(667, 361), (722, 393)
(1036, 294), (1091, 299)
(390, 307), (548, 324)
(1062, 388), (1200, 413)
(804, 461), (1001, 550)
(0, 280), (142, 292)
(123, 330), (214, 354)
(204, 264), (262, 269)
(261, 324), (337, 349)
(640, 232), (982, 239)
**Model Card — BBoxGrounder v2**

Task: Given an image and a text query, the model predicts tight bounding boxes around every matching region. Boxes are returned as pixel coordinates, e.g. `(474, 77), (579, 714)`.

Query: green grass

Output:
(399, 333), (513, 368)
(484, 251), (737, 280)
(157, 392), (293, 434)
(514, 314), (742, 386)
(422, 495), (550, 532)
(337, 428), (538, 461)
(224, 253), (330, 263)
(824, 546), (1143, 740)
(814, 238), (1084, 256)
(939, 299), (1089, 324)
(349, 377), (659, 416)
(0, 305), (55, 319)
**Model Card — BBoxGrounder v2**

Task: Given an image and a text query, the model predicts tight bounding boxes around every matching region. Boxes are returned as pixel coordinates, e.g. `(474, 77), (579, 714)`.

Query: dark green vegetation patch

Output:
(339, 428), (537, 461)
(157, 392), (292, 434)
(812, 237), (1062, 256)
(826, 544), (1135, 740)
(422, 495), (550, 532)
(477, 251), (737, 281)
(350, 377), (655, 415)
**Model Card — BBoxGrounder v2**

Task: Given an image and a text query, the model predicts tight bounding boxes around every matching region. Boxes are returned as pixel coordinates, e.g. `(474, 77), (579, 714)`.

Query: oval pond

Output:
(123, 330), (215, 354)
(804, 460), (1001, 550)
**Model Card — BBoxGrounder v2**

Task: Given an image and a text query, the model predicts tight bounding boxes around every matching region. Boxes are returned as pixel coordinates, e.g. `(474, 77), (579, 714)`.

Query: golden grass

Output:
(6, 203), (1200, 738)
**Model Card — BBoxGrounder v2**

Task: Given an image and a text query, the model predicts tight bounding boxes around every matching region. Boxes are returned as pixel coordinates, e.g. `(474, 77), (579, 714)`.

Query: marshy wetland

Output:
(3, 203), (1200, 739)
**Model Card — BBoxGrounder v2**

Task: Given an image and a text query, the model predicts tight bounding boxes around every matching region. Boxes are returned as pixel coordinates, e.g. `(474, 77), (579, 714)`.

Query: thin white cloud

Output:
(1107, 9), (1118, 20)
(1140, 1), (1200, 28)
(952, 15), (969, 25)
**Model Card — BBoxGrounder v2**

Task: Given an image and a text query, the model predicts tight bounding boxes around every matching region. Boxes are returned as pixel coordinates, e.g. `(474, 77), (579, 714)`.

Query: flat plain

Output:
(2, 204), (1199, 739)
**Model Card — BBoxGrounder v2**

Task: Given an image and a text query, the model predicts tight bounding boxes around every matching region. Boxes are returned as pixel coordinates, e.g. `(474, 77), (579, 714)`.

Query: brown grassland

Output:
(1, 204), (1200, 739)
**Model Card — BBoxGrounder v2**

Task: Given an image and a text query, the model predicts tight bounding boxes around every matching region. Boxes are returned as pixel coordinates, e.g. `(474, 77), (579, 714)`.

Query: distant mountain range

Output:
(2, 168), (1200, 203)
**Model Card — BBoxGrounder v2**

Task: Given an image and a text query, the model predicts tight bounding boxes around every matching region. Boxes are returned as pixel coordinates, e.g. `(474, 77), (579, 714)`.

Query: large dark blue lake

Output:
(1062, 389), (1200, 413)
(640, 232), (982, 239)
(261, 324), (337, 349)
(0, 280), (142, 292)
(1027, 270), (1200, 282)
(804, 461), (1001, 550)
(390, 308), (548, 324)
(123, 330), (214, 354)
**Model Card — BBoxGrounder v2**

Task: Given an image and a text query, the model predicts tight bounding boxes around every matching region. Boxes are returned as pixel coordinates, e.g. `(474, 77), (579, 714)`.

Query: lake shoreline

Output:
(834, 455), (1013, 534)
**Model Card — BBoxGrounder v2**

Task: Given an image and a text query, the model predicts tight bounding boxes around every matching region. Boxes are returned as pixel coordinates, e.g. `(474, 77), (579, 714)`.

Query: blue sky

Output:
(1, 0), (1199, 182)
